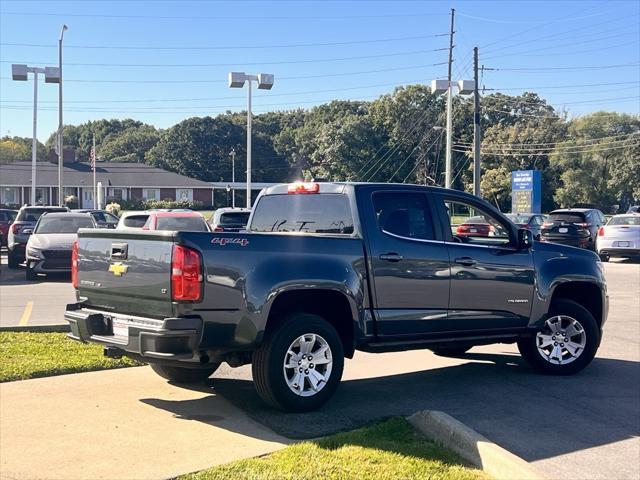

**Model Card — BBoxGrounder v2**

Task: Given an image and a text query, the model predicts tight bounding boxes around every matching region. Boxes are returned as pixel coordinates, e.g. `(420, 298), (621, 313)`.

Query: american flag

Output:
(90, 146), (96, 169)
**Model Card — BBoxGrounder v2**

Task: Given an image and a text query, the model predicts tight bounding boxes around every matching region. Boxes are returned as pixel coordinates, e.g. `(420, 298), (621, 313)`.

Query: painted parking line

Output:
(18, 301), (34, 327)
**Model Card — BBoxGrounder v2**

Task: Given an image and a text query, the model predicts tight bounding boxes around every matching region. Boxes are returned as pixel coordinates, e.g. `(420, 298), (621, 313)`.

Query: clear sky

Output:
(1, 0), (639, 141)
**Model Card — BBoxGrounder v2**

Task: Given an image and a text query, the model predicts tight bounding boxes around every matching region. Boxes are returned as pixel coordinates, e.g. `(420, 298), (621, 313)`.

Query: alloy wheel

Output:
(283, 333), (333, 397)
(536, 315), (587, 365)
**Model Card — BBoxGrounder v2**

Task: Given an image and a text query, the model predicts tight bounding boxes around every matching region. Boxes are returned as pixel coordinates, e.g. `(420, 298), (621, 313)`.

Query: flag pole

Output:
(92, 134), (97, 209)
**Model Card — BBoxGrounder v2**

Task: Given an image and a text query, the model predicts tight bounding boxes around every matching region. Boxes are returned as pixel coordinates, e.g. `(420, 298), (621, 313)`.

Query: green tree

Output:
(0, 136), (48, 164)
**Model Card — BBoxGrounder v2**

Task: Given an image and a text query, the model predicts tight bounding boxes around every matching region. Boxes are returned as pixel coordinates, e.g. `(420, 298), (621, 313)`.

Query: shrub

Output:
(64, 195), (78, 209)
(105, 202), (121, 216)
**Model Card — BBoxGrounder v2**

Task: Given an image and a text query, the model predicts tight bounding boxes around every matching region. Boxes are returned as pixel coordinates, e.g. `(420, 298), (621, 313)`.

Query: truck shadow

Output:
(143, 353), (639, 465)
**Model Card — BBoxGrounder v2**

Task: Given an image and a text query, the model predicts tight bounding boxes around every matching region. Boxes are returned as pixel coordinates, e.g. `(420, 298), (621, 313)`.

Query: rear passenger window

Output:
(373, 192), (435, 240)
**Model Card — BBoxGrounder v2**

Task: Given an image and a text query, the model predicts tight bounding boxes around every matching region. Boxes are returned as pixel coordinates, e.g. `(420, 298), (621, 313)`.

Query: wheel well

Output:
(550, 282), (603, 326)
(267, 289), (355, 358)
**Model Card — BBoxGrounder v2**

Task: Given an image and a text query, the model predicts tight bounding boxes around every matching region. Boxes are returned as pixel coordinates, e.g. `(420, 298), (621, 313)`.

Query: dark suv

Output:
(7, 205), (69, 268)
(541, 208), (605, 250)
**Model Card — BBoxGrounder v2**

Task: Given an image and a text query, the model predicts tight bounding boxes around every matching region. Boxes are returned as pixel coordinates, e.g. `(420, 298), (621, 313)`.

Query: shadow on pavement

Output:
(0, 265), (71, 286)
(144, 353), (639, 465)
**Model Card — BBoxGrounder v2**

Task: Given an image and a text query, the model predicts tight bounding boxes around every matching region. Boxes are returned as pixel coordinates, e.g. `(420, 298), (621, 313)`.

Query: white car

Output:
(210, 207), (252, 232)
(596, 214), (640, 261)
(116, 211), (151, 231)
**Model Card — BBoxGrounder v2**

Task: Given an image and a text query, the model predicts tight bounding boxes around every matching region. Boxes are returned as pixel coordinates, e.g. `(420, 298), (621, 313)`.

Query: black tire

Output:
(150, 363), (220, 384)
(518, 299), (600, 375)
(431, 345), (472, 357)
(25, 264), (37, 281)
(599, 253), (610, 262)
(7, 252), (19, 269)
(252, 313), (344, 412)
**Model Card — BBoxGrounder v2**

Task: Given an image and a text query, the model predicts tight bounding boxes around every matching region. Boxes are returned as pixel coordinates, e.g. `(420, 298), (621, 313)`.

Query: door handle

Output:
(454, 257), (477, 267)
(379, 253), (404, 262)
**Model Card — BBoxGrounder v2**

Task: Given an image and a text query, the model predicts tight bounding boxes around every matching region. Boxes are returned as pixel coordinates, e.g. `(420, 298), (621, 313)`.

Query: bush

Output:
(116, 198), (204, 211)
(64, 195), (78, 209)
(105, 202), (121, 216)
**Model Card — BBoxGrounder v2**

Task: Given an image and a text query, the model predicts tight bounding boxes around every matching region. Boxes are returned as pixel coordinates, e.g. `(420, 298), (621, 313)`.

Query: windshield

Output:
(17, 208), (67, 223)
(506, 214), (532, 224)
(122, 215), (149, 228)
(250, 194), (354, 234)
(219, 212), (251, 225)
(549, 212), (586, 223)
(35, 216), (94, 234)
(608, 216), (640, 226)
(156, 216), (209, 231)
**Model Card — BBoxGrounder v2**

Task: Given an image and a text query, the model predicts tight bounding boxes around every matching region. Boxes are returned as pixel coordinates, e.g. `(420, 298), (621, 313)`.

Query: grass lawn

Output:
(182, 417), (488, 480)
(0, 332), (141, 382)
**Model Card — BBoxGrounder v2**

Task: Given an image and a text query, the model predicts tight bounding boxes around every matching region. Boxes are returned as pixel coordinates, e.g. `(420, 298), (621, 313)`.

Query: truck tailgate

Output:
(76, 229), (176, 318)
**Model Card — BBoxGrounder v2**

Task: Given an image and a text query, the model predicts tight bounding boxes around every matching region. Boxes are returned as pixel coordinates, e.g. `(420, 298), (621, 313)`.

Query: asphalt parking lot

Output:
(1, 252), (638, 480)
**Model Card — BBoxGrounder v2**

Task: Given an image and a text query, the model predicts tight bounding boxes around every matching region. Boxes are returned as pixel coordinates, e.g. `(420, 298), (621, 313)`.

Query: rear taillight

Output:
(11, 224), (19, 233)
(171, 244), (202, 302)
(542, 222), (553, 228)
(213, 226), (224, 232)
(71, 240), (79, 288)
(288, 182), (320, 194)
(598, 227), (605, 236)
(574, 222), (590, 228)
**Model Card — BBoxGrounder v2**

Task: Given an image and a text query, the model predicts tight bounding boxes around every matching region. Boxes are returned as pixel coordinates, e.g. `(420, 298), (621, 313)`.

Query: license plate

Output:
(469, 228), (477, 233)
(112, 319), (129, 338)
(559, 227), (568, 233)
(617, 241), (630, 247)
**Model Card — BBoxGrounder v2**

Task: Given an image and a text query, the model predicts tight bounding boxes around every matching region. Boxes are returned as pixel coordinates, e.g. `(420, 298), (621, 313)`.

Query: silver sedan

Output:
(596, 214), (640, 261)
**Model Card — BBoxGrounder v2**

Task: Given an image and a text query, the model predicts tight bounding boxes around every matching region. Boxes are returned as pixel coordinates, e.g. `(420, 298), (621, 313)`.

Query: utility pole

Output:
(473, 46), (481, 197)
(444, 8), (455, 189)
(229, 148), (236, 208)
(58, 25), (68, 206)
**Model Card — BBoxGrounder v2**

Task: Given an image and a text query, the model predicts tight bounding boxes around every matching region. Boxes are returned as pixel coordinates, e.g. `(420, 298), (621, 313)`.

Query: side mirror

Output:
(518, 228), (534, 250)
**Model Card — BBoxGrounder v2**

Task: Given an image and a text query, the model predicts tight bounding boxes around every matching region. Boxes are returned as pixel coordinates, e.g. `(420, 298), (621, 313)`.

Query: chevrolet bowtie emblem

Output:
(108, 262), (128, 276)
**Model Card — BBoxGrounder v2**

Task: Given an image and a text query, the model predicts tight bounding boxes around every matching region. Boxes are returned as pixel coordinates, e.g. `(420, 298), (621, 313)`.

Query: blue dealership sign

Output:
(511, 170), (541, 213)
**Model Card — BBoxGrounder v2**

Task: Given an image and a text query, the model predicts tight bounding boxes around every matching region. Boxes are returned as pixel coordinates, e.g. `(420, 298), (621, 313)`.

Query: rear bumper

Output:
(540, 236), (591, 248)
(65, 304), (204, 363)
(598, 248), (640, 258)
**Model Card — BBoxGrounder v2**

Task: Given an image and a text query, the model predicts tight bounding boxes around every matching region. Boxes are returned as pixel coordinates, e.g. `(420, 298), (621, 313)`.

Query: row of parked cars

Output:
(0, 205), (252, 280)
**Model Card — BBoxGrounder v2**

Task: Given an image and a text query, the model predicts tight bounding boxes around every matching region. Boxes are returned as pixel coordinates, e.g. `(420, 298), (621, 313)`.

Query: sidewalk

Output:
(0, 366), (289, 480)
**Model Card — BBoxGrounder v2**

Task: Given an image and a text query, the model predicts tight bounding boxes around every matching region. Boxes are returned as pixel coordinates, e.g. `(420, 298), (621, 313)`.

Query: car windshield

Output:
(35, 216), (94, 234)
(122, 215), (149, 228)
(250, 194), (354, 234)
(219, 212), (251, 225)
(156, 216), (209, 231)
(17, 208), (67, 223)
(549, 212), (586, 223)
(462, 216), (489, 225)
(506, 214), (532, 224)
(608, 216), (640, 226)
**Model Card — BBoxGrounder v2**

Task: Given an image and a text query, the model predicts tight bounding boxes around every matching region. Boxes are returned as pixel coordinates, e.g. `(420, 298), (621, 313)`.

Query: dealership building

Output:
(0, 160), (216, 209)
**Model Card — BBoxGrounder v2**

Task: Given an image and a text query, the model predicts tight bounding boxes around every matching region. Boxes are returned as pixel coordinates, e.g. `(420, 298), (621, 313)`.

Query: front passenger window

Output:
(445, 200), (511, 247)
(373, 192), (435, 240)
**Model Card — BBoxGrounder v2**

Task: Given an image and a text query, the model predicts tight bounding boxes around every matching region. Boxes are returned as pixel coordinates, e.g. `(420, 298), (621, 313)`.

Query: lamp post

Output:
(57, 24), (68, 206)
(12, 64), (60, 205)
(229, 148), (236, 208)
(431, 79), (473, 189)
(228, 72), (274, 208)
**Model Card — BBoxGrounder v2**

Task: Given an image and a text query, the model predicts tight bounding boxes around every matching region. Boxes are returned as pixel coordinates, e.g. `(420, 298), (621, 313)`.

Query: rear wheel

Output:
(7, 252), (19, 269)
(518, 299), (599, 375)
(252, 313), (344, 412)
(25, 264), (37, 281)
(599, 253), (610, 262)
(150, 363), (220, 384)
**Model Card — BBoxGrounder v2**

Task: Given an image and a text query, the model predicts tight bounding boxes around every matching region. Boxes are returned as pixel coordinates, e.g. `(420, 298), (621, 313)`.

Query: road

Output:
(1, 250), (638, 479)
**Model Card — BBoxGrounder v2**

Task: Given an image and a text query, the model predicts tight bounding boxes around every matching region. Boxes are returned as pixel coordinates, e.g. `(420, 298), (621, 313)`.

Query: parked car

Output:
(596, 214), (640, 261)
(540, 208), (606, 250)
(74, 209), (119, 229)
(116, 211), (151, 231)
(210, 207), (252, 232)
(142, 210), (210, 232)
(505, 213), (547, 240)
(627, 205), (640, 214)
(0, 209), (18, 247)
(25, 212), (96, 280)
(66, 182), (608, 412)
(7, 205), (69, 268)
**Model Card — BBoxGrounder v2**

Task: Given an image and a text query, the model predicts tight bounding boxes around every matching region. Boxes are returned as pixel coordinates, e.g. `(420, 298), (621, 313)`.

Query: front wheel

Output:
(150, 363), (220, 384)
(252, 313), (344, 412)
(518, 299), (600, 375)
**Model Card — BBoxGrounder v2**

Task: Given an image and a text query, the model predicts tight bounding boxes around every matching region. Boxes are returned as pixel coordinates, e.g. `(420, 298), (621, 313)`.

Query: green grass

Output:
(182, 417), (488, 480)
(0, 332), (142, 382)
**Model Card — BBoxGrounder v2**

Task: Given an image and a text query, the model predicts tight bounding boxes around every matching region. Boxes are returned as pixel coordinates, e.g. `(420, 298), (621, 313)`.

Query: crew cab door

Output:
(433, 193), (535, 331)
(357, 186), (450, 338)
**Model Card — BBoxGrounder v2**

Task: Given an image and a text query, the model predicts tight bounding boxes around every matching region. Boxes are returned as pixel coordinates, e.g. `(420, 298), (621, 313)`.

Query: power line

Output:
(457, 10), (608, 25)
(454, 132), (639, 147)
(467, 137), (639, 153)
(453, 140), (639, 156)
(389, 129), (445, 183)
(491, 63), (640, 72)
(0, 32), (449, 51)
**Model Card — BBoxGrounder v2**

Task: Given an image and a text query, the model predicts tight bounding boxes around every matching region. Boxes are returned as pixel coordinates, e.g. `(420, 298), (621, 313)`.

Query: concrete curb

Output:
(408, 410), (545, 480)
(0, 324), (70, 333)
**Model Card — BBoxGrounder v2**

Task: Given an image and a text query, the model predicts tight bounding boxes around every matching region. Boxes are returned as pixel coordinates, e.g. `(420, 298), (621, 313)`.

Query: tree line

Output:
(1, 85), (638, 212)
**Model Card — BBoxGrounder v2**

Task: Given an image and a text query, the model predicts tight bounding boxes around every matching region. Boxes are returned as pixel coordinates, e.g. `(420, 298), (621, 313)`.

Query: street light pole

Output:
(230, 148), (236, 208)
(31, 70), (39, 205)
(58, 25), (68, 206)
(228, 71), (274, 208)
(445, 8), (455, 189)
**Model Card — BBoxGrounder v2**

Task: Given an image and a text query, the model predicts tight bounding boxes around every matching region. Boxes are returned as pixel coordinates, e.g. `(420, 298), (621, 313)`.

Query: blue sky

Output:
(1, 0), (639, 141)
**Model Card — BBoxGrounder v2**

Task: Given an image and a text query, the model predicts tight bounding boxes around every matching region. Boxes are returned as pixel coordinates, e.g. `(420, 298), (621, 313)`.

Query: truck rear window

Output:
(250, 194), (354, 234)
(220, 212), (250, 225)
(549, 213), (586, 223)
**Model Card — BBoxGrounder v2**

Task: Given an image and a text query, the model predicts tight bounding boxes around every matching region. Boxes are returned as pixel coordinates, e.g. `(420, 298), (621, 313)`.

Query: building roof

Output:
(0, 162), (213, 188)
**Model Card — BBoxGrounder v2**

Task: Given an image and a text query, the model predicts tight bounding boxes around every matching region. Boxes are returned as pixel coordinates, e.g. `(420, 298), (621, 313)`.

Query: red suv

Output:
(142, 210), (210, 232)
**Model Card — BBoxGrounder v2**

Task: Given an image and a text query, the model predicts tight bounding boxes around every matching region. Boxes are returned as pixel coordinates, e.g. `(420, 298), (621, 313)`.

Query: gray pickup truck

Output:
(66, 183), (608, 411)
